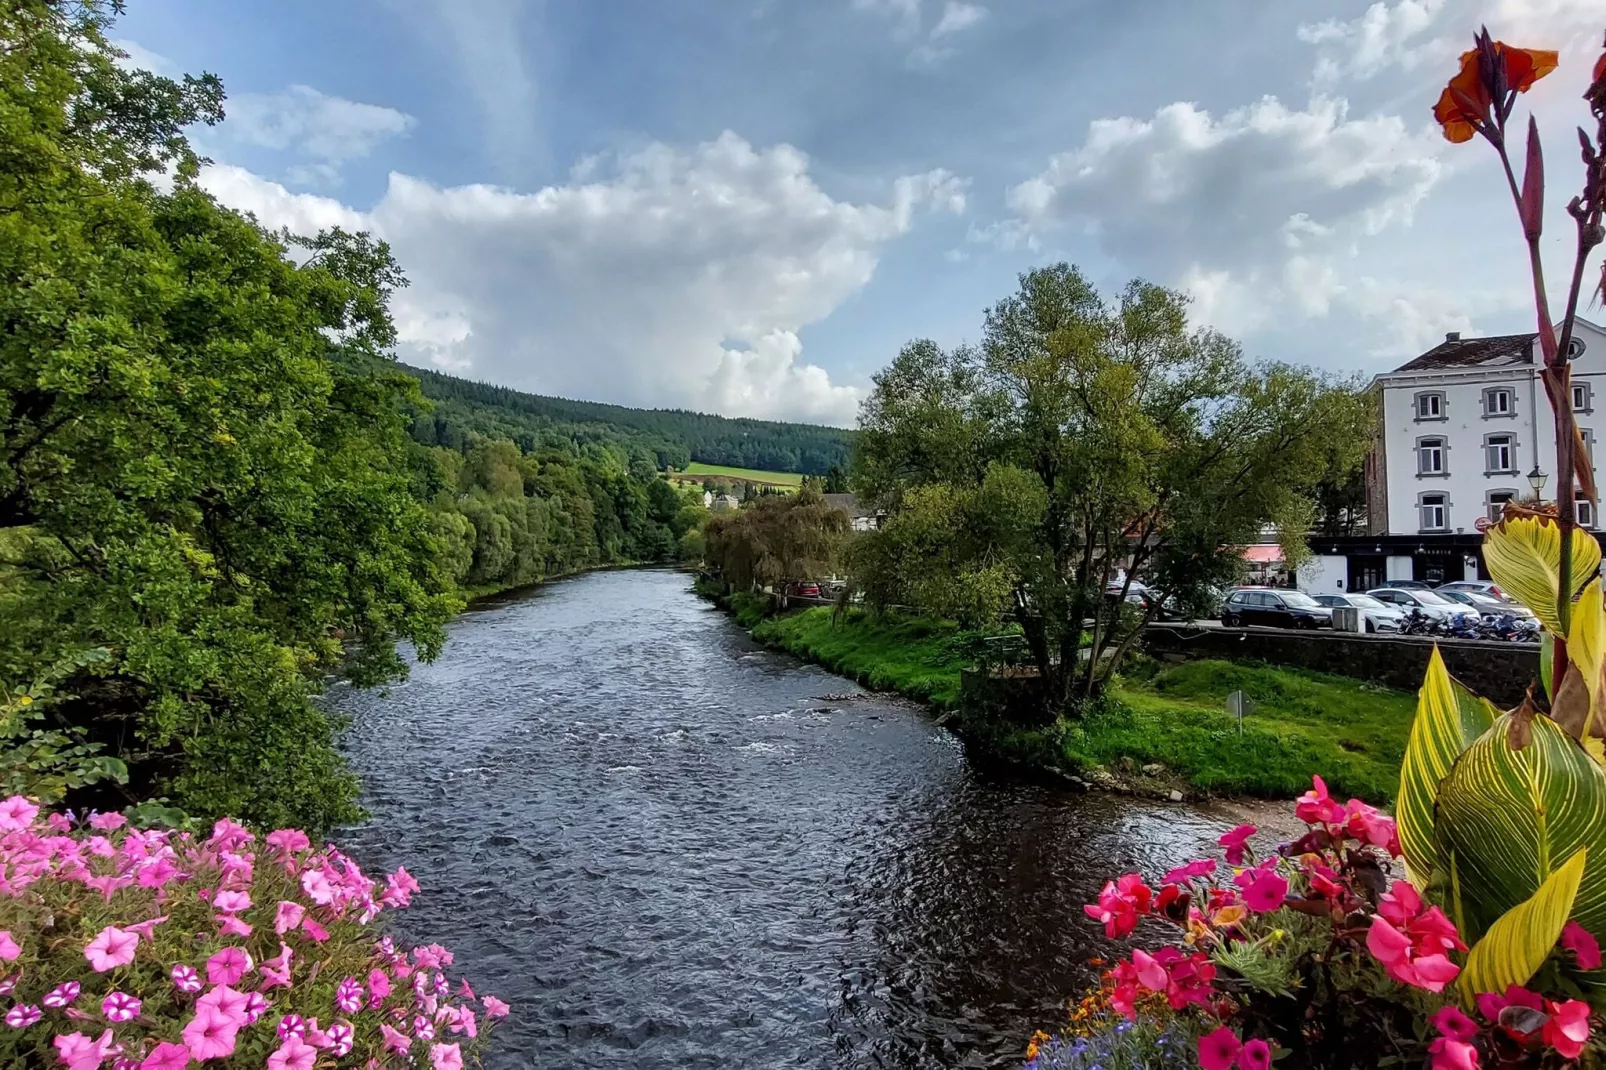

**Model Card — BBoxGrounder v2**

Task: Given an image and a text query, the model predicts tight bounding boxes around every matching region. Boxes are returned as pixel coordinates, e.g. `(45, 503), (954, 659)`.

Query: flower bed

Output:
(0, 798), (505, 1067)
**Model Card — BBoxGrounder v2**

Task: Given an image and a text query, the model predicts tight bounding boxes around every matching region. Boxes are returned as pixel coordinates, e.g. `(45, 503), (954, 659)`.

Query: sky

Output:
(112, 0), (1606, 427)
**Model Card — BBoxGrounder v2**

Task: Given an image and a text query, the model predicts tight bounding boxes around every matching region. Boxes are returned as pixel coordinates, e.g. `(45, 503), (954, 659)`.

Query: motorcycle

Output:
(1399, 608), (1444, 637)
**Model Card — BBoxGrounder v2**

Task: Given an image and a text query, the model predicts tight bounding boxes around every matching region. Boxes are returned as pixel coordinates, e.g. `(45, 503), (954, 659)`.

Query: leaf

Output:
(1544, 631), (1558, 704)
(1398, 647), (1498, 885)
(1460, 848), (1586, 998)
(1435, 712), (1606, 944)
(1554, 581), (1606, 741)
(1483, 514), (1601, 637)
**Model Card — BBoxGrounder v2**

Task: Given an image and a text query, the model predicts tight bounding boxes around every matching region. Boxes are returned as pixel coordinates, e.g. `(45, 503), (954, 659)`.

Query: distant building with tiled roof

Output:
(823, 493), (884, 531)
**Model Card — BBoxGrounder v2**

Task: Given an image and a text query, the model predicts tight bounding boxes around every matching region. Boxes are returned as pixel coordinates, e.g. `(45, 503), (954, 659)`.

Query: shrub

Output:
(0, 799), (505, 1068)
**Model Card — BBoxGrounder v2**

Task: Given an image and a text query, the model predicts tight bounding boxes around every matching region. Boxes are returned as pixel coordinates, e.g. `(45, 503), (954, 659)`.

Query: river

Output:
(330, 569), (1250, 1069)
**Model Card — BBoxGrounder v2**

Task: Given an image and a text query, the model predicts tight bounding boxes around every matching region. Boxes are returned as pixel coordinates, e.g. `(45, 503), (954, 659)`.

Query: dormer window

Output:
(1415, 391), (1445, 420)
(1483, 387), (1513, 416)
(1575, 381), (1594, 413)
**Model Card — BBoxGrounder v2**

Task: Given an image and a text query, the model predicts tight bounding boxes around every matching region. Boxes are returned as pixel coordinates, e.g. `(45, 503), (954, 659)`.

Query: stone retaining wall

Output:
(1142, 626), (1540, 707)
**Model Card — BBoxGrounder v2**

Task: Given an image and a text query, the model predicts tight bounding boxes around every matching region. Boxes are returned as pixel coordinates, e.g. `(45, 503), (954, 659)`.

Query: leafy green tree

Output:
(703, 484), (850, 591)
(855, 264), (1360, 712)
(1, 2), (459, 829)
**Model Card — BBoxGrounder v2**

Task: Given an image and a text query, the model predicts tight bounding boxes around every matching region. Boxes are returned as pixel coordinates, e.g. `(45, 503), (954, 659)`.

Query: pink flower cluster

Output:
(0, 797), (509, 1068)
(1110, 947), (1216, 1017)
(1365, 880), (1465, 993)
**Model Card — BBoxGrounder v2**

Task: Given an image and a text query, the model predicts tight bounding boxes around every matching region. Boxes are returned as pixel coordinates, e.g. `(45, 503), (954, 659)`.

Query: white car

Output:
(1365, 587), (1480, 625)
(1313, 593), (1407, 633)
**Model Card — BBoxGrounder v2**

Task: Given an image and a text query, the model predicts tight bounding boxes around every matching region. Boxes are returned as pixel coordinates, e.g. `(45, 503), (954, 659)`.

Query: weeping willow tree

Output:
(702, 485), (851, 592)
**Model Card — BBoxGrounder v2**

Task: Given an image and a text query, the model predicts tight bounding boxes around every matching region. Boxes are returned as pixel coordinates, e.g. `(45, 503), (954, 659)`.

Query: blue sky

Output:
(114, 0), (1606, 425)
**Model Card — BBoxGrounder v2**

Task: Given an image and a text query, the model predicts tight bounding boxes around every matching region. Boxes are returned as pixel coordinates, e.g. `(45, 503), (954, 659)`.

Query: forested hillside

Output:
(405, 366), (855, 475)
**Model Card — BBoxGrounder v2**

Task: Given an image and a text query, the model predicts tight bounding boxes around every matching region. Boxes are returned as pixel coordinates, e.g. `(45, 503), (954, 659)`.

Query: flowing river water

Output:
(330, 569), (1253, 1069)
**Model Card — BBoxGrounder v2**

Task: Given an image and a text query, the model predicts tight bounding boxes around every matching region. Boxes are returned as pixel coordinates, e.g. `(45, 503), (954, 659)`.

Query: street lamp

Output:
(1529, 465), (1549, 498)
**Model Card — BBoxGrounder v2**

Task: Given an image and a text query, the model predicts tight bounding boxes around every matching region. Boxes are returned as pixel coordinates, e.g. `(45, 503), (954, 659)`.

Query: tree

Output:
(703, 484), (850, 591)
(823, 466), (849, 494)
(854, 264), (1362, 713)
(0, 2), (459, 829)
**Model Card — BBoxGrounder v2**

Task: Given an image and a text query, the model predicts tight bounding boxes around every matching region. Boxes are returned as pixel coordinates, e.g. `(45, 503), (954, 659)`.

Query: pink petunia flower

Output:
(1159, 858), (1216, 886)
(182, 1004), (239, 1062)
(1432, 1005), (1479, 1042)
(0, 796), (39, 832)
(1428, 1037), (1479, 1070)
(1294, 776), (1346, 825)
(300, 917), (329, 943)
(413, 1014), (436, 1041)
(44, 981), (83, 1007)
(449, 1007), (478, 1039)
(273, 901), (305, 936)
(1217, 824), (1256, 865)
(429, 1042), (464, 1070)
(243, 991), (272, 1025)
(125, 916), (168, 942)
(88, 812), (127, 832)
(300, 868), (335, 905)
(380, 1023), (412, 1055)
(259, 943), (294, 990)
(265, 828), (310, 855)
(1082, 873), (1153, 938)
(84, 926), (139, 972)
(214, 914), (252, 939)
(196, 984), (250, 1029)
(368, 968), (392, 1007)
(266, 1035), (315, 1070)
(170, 964), (203, 994)
(1240, 869), (1289, 913)
(1561, 920), (1602, 970)
(457, 978), (476, 1002)
(1198, 1026), (1242, 1070)
(0, 972), (19, 996)
(1543, 998), (1591, 1059)
(0, 931), (18, 961)
(54, 1028), (119, 1070)
(138, 1043), (190, 1070)
(483, 995), (510, 1019)
(1240, 1038), (1272, 1070)
(1475, 984), (1543, 1025)
(205, 946), (252, 987)
(211, 890), (250, 914)
(335, 976), (363, 1015)
(101, 992), (142, 1023)
(325, 1021), (355, 1057)
(5, 1004), (40, 1028)
(277, 1014), (307, 1041)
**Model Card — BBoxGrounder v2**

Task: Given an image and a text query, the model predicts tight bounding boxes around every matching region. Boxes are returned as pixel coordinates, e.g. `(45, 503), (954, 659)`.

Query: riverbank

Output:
(696, 582), (1414, 805)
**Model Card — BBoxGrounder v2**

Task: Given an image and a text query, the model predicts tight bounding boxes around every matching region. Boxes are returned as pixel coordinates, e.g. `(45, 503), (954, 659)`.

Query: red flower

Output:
(1542, 999), (1591, 1059)
(1082, 873), (1152, 938)
(1433, 36), (1558, 143)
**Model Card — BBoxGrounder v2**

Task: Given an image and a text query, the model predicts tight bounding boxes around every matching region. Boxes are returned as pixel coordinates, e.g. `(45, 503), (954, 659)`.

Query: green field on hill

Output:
(674, 462), (804, 489)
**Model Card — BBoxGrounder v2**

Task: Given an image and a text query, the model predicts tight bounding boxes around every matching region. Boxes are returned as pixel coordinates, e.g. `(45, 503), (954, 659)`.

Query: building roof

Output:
(1390, 332), (1537, 373)
(824, 493), (862, 516)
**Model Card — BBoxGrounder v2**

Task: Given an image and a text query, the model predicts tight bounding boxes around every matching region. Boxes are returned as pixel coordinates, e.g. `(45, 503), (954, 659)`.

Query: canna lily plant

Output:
(1401, 23), (1606, 1011)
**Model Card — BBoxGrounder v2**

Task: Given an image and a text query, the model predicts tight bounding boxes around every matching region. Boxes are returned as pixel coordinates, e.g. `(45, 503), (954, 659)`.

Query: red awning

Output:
(1240, 545), (1283, 564)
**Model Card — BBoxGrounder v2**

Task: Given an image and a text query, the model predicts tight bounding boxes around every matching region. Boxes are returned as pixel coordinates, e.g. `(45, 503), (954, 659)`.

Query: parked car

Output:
(1436, 579), (1507, 600)
(1374, 579), (1432, 590)
(1313, 592), (1407, 633)
(786, 581), (821, 598)
(1220, 587), (1333, 629)
(1436, 588), (1536, 620)
(1364, 587), (1479, 625)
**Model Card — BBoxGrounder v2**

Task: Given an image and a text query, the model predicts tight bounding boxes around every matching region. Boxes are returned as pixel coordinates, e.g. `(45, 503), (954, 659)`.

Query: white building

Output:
(1300, 319), (1606, 595)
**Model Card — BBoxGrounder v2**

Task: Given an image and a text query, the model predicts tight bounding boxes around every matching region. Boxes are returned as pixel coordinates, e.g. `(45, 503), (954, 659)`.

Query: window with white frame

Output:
(1583, 427), (1595, 465)
(1415, 391), (1445, 420)
(1484, 433), (1516, 473)
(1419, 493), (1448, 531)
(1486, 489), (1516, 522)
(1483, 387), (1513, 416)
(1417, 436), (1446, 475)
(1575, 381), (1594, 413)
(1579, 498), (1597, 528)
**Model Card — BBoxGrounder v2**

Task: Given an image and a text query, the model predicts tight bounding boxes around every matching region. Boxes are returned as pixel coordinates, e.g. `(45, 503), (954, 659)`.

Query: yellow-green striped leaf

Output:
(1460, 848), (1587, 998)
(1435, 711), (1606, 944)
(1398, 647), (1497, 886)
(1543, 631), (1557, 705)
(1483, 514), (1601, 637)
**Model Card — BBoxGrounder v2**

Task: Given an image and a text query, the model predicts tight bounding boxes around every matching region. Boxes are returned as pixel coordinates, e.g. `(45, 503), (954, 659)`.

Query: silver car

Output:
(1365, 587), (1480, 625)
(1314, 593), (1407, 633)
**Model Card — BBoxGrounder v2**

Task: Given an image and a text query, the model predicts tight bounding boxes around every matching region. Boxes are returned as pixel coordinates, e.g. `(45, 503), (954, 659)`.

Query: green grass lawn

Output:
(739, 605), (1418, 804)
(675, 462), (803, 489)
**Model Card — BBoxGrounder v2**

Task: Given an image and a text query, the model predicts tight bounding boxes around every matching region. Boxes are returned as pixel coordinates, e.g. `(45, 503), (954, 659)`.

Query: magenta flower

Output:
(335, 976), (363, 1014)
(266, 1034), (315, 1070)
(300, 868), (335, 905)
(1294, 776), (1346, 825)
(0, 931), (19, 961)
(368, 968), (392, 1006)
(5, 1004), (40, 1028)
(259, 943), (294, 989)
(457, 977), (476, 1002)
(1428, 1037), (1478, 1070)
(196, 984), (250, 1029)
(1217, 824), (1256, 865)
(1082, 873), (1153, 938)
(380, 1023), (412, 1055)
(1475, 984), (1543, 1024)
(430, 1042), (464, 1070)
(483, 995), (510, 1019)
(44, 980), (82, 1007)
(84, 925), (139, 971)
(1431, 1005), (1479, 1042)
(273, 900), (305, 935)
(300, 917), (329, 943)
(243, 991), (272, 1024)
(325, 1020), (355, 1057)
(0, 795), (39, 832)
(1543, 998), (1591, 1059)
(140, 1042), (190, 1070)
(54, 1028), (118, 1070)
(170, 964), (202, 994)
(1561, 919), (1602, 970)
(125, 916), (168, 941)
(0, 972), (19, 995)
(414, 1014), (436, 1041)
(384, 866), (420, 907)
(88, 812), (127, 832)
(265, 828), (310, 855)
(207, 818), (253, 852)
(182, 1003), (239, 1061)
(277, 1013), (307, 1041)
(205, 945), (252, 986)
(1198, 1026), (1242, 1070)
(1241, 869), (1289, 913)
(1159, 858), (1216, 886)
(101, 991), (142, 1023)
(1241, 1038), (1272, 1070)
(449, 1007), (478, 1039)
(212, 890), (250, 914)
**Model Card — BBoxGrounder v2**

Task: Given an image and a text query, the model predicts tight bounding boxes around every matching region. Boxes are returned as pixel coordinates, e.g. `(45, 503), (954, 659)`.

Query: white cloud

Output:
(202, 132), (966, 425)
(224, 85), (414, 183)
(1299, 0), (1448, 84)
(110, 39), (177, 77)
(931, 1), (987, 39)
(854, 0), (988, 64)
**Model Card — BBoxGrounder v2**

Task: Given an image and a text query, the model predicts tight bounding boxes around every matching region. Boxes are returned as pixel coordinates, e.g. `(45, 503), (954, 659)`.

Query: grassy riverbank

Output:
(716, 595), (1415, 805)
